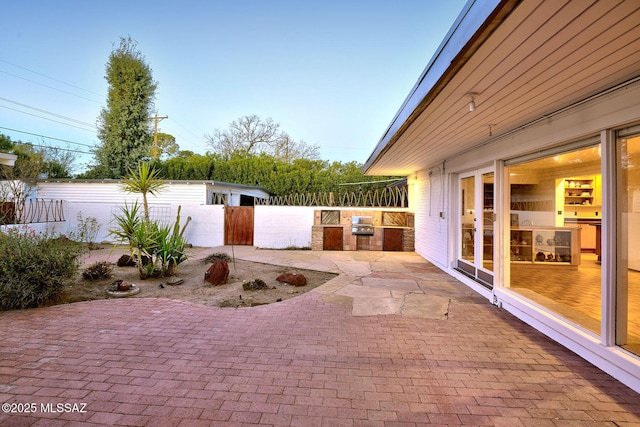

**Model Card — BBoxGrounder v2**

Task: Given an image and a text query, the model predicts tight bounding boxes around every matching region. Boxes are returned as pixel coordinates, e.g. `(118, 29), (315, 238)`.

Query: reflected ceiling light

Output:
(467, 92), (477, 112)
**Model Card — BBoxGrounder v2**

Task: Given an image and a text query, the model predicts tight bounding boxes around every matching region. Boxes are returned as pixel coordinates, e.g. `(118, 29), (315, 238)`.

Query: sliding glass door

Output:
(617, 129), (640, 356)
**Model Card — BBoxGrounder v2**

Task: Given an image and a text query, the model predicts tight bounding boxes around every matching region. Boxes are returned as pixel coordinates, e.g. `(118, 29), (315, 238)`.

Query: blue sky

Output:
(1, 0), (466, 172)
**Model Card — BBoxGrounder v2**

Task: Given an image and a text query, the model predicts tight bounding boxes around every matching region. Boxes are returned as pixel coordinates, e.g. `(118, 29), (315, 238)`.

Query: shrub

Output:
(242, 278), (267, 291)
(203, 252), (232, 263)
(82, 261), (113, 281)
(0, 226), (85, 310)
(69, 212), (102, 249)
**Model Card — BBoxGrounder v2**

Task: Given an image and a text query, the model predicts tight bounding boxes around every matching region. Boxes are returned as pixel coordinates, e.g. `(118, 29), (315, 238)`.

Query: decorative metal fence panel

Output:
(0, 199), (66, 225)
(211, 192), (228, 205)
(256, 187), (408, 207)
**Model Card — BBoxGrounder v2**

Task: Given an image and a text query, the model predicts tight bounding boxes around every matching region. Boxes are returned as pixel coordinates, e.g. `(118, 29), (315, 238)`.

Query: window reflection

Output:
(617, 135), (640, 356)
(507, 145), (602, 335)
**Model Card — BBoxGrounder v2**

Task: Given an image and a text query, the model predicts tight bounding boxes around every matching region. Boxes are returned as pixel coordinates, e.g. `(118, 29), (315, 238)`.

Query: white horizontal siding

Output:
(413, 169), (449, 269)
(36, 182), (207, 205)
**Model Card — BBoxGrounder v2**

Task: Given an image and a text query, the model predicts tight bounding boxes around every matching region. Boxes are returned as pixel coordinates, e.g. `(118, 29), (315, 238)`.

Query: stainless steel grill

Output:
(351, 216), (374, 235)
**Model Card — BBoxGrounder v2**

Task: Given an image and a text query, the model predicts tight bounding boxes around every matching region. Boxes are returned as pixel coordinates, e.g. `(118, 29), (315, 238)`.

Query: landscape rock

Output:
(276, 272), (307, 287)
(205, 260), (229, 286)
(117, 254), (150, 267)
(117, 254), (136, 267)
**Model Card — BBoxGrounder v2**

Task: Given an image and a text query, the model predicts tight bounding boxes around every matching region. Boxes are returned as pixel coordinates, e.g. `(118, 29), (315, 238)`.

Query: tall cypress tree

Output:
(94, 37), (157, 178)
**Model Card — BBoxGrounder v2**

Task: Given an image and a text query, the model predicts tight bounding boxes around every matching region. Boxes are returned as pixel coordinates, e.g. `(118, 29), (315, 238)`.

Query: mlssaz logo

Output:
(41, 403), (88, 413)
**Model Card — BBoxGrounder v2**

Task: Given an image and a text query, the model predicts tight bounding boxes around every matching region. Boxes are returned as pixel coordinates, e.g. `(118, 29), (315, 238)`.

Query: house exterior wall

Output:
(413, 80), (640, 270)
(409, 80), (640, 392)
(411, 169), (450, 270)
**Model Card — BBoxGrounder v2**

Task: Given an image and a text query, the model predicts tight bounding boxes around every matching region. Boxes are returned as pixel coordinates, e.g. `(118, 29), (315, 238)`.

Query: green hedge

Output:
(0, 227), (85, 310)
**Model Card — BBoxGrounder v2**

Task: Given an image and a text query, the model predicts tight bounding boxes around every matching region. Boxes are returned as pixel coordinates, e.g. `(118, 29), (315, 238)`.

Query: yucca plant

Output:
(121, 162), (167, 222)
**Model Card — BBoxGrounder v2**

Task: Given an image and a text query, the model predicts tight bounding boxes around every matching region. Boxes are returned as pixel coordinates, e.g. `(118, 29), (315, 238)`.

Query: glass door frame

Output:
(456, 166), (495, 288)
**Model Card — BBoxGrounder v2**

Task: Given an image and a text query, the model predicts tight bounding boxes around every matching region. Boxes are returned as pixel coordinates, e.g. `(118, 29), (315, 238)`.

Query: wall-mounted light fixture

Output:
(467, 92), (477, 112)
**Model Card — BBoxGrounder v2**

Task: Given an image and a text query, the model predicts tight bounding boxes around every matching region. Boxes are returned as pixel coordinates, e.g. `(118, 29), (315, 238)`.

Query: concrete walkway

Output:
(1, 247), (639, 426)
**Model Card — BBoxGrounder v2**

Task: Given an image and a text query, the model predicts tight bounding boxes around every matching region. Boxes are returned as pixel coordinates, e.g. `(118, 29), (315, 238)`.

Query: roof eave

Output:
(363, 0), (520, 175)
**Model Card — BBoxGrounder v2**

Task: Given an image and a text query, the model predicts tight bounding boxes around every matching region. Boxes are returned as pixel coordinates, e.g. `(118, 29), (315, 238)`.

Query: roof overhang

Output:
(364, 0), (640, 176)
(0, 152), (18, 167)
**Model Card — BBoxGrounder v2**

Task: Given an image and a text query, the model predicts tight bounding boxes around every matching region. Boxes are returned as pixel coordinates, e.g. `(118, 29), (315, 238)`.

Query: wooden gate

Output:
(224, 206), (254, 245)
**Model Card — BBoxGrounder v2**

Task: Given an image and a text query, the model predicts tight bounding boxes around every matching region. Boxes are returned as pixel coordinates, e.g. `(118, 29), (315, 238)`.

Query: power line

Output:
(162, 123), (206, 153)
(168, 118), (206, 143)
(18, 142), (93, 156)
(0, 69), (103, 105)
(0, 97), (97, 129)
(0, 59), (104, 97)
(0, 126), (94, 148)
(0, 105), (97, 132)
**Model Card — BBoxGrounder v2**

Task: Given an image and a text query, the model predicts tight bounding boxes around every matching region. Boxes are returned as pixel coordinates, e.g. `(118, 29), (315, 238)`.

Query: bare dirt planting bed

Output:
(61, 246), (338, 308)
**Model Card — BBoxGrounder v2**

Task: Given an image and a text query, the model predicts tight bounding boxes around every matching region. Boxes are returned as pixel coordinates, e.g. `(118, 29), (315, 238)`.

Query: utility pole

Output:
(151, 114), (168, 159)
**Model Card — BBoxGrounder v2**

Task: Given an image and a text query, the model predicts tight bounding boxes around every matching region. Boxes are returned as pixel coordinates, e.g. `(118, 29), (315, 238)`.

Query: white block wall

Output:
(61, 202), (225, 248)
(179, 204), (225, 248)
(254, 206), (315, 248)
(20, 198), (410, 250)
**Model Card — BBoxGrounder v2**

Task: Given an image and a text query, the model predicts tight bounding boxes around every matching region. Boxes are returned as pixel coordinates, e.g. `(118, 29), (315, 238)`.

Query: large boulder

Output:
(204, 260), (229, 286)
(276, 272), (307, 287)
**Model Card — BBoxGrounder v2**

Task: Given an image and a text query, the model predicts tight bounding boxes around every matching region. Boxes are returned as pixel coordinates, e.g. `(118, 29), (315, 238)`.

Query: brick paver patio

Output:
(1, 249), (639, 426)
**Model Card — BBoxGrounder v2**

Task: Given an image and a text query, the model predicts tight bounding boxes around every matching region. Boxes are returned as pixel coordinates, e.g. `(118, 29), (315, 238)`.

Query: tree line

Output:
(151, 152), (397, 197)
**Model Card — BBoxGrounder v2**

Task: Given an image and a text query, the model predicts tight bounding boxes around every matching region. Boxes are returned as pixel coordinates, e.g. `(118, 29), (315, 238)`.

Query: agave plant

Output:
(110, 201), (161, 279)
(155, 229), (187, 276)
(109, 201), (141, 245)
(155, 206), (191, 276)
(128, 219), (161, 279)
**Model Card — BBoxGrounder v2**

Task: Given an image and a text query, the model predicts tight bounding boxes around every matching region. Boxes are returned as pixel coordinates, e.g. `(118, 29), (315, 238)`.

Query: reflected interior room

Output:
(507, 140), (640, 356)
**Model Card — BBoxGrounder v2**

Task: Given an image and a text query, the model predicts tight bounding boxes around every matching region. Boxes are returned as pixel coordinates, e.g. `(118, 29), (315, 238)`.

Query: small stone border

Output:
(106, 282), (141, 298)
(165, 277), (184, 286)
